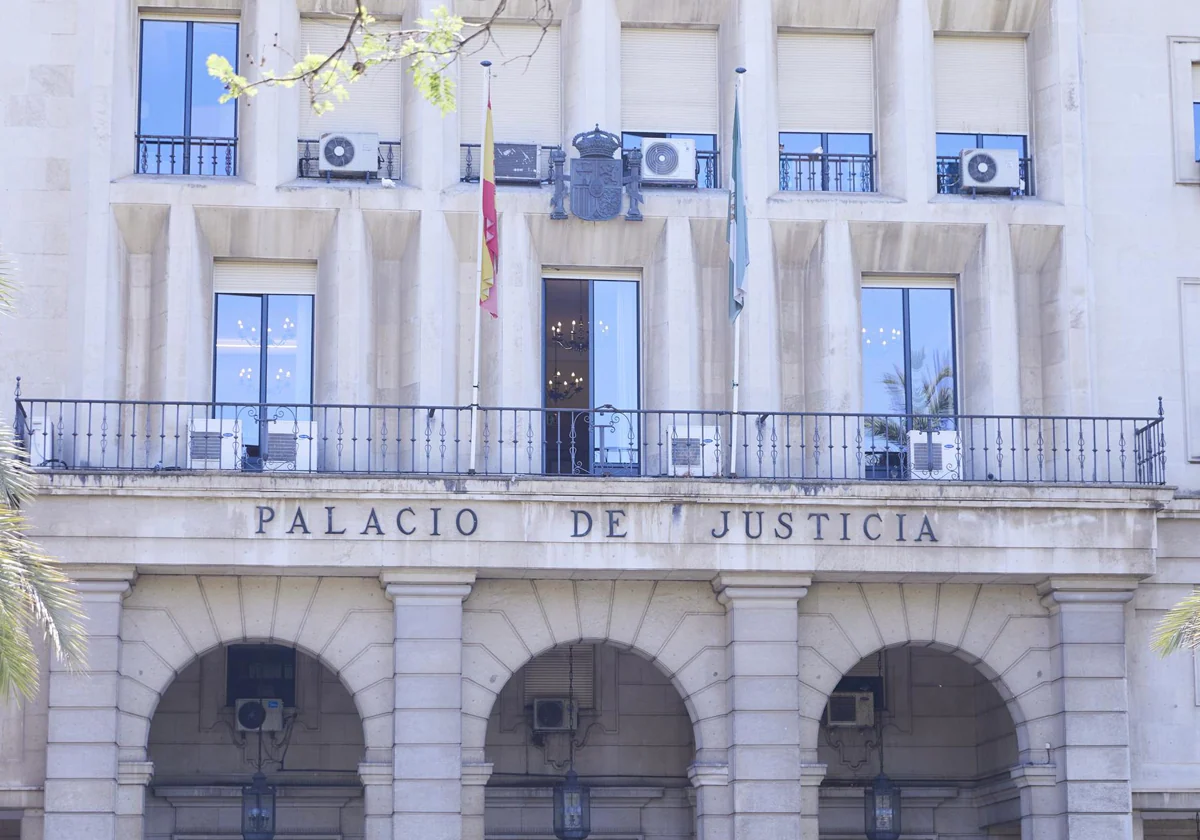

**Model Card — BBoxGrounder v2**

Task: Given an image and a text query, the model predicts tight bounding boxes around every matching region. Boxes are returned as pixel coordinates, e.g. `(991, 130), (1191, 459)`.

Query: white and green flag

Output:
(728, 84), (749, 321)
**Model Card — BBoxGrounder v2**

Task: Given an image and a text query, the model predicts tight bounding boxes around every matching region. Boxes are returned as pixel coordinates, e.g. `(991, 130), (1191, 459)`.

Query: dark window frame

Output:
(225, 644), (297, 708)
(862, 284), (959, 418)
(778, 131), (875, 192)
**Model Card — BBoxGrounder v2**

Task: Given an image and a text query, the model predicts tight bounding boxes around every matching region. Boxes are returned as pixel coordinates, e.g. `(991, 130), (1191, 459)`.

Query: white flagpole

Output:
(468, 60), (492, 475)
(728, 67), (746, 477)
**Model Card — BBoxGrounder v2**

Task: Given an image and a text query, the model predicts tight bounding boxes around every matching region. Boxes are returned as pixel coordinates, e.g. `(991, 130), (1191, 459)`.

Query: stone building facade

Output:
(1, 0), (1199, 839)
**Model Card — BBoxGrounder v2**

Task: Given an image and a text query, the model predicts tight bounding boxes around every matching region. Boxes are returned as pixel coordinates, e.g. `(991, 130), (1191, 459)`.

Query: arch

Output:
(117, 575), (395, 759)
(460, 579), (728, 762)
(797, 582), (1053, 758)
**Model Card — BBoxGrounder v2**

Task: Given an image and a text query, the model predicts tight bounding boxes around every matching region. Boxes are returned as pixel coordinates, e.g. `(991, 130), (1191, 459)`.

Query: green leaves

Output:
(206, 4), (466, 114)
(0, 250), (86, 701)
(1152, 589), (1200, 657)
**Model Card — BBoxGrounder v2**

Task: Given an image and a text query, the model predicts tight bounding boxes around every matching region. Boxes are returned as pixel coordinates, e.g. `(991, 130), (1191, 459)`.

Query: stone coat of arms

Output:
(550, 126), (643, 222)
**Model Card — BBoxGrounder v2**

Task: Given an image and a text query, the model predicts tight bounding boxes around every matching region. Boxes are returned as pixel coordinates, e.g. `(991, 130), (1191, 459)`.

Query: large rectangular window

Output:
(777, 32), (876, 192)
(210, 262), (316, 471)
(934, 36), (1032, 195)
(543, 278), (639, 476)
(861, 282), (957, 479)
(137, 19), (239, 175)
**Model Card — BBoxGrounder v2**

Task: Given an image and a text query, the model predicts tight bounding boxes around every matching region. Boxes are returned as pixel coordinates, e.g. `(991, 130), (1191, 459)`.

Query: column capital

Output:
(381, 569), (476, 602)
(462, 761), (494, 787)
(64, 565), (136, 598)
(358, 761), (393, 786)
(687, 762), (730, 788)
(117, 760), (154, 787)
(1037, 576), (1138, 609)
(800, 763), (828, 786)
(713, 572), (811, 604)
(1010, 763), (1057, 789)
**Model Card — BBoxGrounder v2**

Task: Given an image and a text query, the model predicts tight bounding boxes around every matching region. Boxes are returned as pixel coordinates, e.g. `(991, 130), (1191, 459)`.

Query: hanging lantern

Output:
(553, 769), (591, 840)
(864, 772), (901, 840)
(241, 771), (276, 840)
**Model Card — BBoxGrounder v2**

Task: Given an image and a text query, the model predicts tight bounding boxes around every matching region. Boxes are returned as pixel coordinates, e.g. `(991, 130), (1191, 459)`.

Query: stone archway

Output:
(116, 575), (396, 838)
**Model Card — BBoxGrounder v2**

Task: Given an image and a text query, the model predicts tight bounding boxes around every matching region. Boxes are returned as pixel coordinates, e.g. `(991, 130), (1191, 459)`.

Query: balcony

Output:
(297, 139), (402, 182)
(780, 152), (875, 193)
(13, 394), (1166, 486)
(937, 155), (1035, 197)
(136, 135), (237, 176)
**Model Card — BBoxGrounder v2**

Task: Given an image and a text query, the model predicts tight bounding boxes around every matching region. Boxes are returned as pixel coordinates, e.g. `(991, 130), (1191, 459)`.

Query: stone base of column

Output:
(360, 761), (394, 840)
(800, 763), (827, 840)
(461, 761), (494, 840)
(689, 761), (731, 840)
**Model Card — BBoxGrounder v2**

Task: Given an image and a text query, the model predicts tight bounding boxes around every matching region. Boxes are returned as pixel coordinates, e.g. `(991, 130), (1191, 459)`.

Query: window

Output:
(777, 33), (876, 192)
(137, 19), (238, 176)
(621, 28), (719, 187)
(226, 644), (296, 707)
(861, 283), (957, 479)
(543, 278), (639, 476)
(458, 24), (562, 182)
(296, 18), (403, 180)
(934, 36), (1032, 195)
(1193, 62), (1200, 161)
(212, 262), (316, 471)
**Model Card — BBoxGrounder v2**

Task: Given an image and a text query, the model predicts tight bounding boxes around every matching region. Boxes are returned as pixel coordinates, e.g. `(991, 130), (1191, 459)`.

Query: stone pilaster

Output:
(384, 570), (476, 840)
(460, 760), (493, 840)
(1037, 578), (1139, 840)
(714, 573), (810, 840)
(359, 761), (395, 840)
(688, 761), (731, 840)
(1011, 763), (1057, 840)
(43, 567), (135, 840)
(115, 761), (153, 840)
(799, 763), (827, 840)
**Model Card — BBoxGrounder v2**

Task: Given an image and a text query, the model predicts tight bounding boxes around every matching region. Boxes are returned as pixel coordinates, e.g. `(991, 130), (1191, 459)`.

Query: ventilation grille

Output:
(644, 141), (680, 175)
(524, 644), (595, 709)
(671, 436), (703, 467)
(910, 440), (944, 472)
(190, 431), (226, 461)
(846, 652), (882, 679)
(266, 432), (299, 463)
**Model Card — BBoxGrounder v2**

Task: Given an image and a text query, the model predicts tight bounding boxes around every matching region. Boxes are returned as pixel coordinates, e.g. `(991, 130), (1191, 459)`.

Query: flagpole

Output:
(468, 59), (492, 475)
(728, 66), (746, 477)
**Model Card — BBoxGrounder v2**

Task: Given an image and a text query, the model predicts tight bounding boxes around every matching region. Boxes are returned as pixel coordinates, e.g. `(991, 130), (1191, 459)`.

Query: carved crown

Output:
(572, 125), (621, 159)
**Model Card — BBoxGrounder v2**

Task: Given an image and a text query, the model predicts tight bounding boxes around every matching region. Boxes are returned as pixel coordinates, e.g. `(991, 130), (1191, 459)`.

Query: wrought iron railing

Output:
(779, 152), (875, 193)
(297, 139), (402, 181)
(460, 144), (561, 184)
(12, 391), (1166, 486)
(136, 135), (237, 176)
(937, 156), (1035, 196)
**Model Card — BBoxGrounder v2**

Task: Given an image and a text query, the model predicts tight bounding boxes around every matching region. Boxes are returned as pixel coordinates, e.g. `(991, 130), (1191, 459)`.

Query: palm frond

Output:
(1152, 589), (1200, 657)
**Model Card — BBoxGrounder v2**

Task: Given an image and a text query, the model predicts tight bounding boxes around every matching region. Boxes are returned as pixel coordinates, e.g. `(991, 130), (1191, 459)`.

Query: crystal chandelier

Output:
(547, 369), (584, 403)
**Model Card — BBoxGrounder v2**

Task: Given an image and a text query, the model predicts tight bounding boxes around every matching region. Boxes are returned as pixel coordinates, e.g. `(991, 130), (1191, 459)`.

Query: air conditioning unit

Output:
(826, 691), (875, 728)
(665, 425), (720, 477)
(318, 132), (380, 176)
(22, 416), (63, 468)
(235, 698), (284, 732)
(907, 429), (960, 481)
(959, 148), (1021, 192)
(532, 698), (578, 733)
(640, 137), (697, 186)
(264, 419), (317, 472)
(188, 418), (241, 470)
(494, 142), (541, 183)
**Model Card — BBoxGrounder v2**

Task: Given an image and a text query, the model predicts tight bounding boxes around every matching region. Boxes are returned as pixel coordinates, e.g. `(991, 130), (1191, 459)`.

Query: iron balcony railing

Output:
(937, 156), (1035, 196)
(297, 139), (402, 181)
(12, 393), (1166, 486)
(460, 144), (562, 184)
(780, 152), (876, 193)
(136, 135), (237, 176)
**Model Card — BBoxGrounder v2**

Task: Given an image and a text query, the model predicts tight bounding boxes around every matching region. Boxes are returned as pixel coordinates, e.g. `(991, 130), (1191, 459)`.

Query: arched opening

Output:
(143, 643), (367, 840)
(818, 645), (1021, 839)
(483, 642), (697, 839)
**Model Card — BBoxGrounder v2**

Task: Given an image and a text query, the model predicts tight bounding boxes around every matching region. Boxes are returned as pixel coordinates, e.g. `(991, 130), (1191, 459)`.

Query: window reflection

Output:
(543, 279), (640, 476)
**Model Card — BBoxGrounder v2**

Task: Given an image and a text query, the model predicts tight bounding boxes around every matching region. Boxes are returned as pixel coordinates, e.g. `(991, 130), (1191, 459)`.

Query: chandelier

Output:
(547, 369), (584, 403)
(550, 319), (588, 353)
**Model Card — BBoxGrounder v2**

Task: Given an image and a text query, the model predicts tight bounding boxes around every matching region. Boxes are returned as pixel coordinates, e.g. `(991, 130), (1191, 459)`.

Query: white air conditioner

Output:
(826, 691), (875, 728)
(532, 698), (578, 733)
(235, 698), (284, 732)
(665, 425), (720, 477)
(494, 141), (541, 183)
(22, 417), (62, 468)
(640, 137), (697, 186)
(264, 419), (317, 472)
(907, 429), (960, 481)
(318, 132), (380, 175)
(959, 148), (1021, 192)
(188, 418), (241, 470)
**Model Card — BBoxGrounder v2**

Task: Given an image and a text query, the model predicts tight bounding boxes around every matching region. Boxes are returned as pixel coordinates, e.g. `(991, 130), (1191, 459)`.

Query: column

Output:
(561, 0), (619, 140)
(115, 761), (153, 840)
(1037, 578), (1138, 840)
(688, 762), (731, 840)
(1011, 764), (1057, 840)
(359, 761), (395, 840)
(43, 567), (135, 840)
(714, 573), (811, 839)
(460, 760), (493, 840)
(799, 763), (827, 840)
(384, 570), (476, 840)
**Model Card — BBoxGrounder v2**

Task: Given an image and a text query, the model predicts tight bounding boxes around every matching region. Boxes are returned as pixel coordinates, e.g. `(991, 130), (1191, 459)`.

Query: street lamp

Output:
(552, 645), (591, 840)
(241, 771), (276, 840)
(864, 771), (901, 840)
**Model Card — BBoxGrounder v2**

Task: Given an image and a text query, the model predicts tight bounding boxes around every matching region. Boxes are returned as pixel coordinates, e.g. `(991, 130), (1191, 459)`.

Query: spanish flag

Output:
(479, 87), (499, 319)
